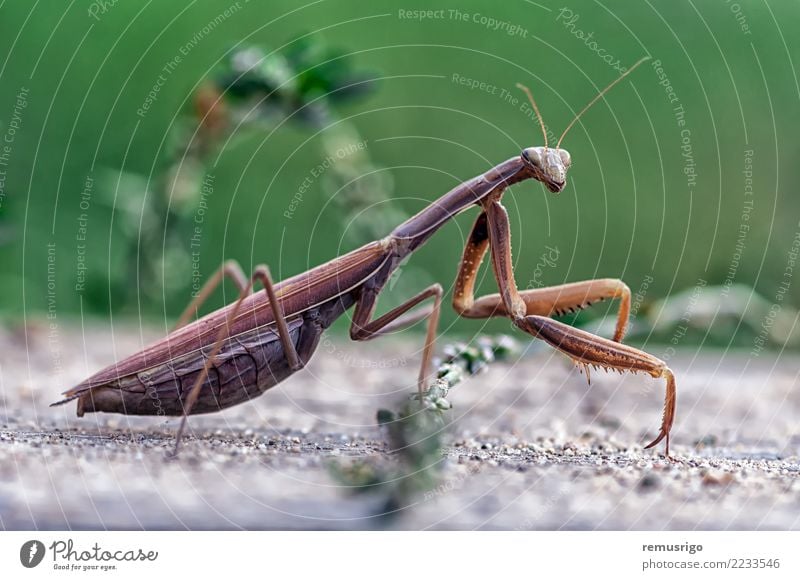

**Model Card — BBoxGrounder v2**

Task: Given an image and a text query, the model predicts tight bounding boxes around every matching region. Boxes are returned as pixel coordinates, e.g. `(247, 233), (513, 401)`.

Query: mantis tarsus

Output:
(53, 56), (676, 457)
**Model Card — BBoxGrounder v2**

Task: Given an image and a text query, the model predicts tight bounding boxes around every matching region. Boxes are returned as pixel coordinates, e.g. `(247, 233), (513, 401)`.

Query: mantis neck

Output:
(390, 156), (529, 253)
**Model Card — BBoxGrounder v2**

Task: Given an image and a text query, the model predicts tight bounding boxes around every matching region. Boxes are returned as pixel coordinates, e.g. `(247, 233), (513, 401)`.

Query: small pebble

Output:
(702, 470), (734, 486)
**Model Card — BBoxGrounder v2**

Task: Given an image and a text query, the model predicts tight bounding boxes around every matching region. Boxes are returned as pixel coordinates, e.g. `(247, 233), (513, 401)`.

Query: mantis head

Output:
(521, 146), (571, 193)
(515, 55), (650, 195)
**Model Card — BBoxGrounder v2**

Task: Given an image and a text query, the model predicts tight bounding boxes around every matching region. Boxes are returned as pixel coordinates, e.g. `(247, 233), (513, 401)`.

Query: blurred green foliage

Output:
(69, 39), (388, 310)
(332, 334), (519, 522)
(0, 1), (798, 346)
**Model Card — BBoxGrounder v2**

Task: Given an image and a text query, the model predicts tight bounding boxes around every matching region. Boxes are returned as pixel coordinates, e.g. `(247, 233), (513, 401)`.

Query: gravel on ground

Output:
(1, 321), (798, 530)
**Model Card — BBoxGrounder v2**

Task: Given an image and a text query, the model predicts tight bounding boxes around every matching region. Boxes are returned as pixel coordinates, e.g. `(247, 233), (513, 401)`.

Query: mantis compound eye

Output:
(522, 147), (543, 168)
(558, 149), (571, 167)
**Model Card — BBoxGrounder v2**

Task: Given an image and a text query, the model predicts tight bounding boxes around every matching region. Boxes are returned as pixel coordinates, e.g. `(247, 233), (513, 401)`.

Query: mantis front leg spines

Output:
(448, 191), (676, 455)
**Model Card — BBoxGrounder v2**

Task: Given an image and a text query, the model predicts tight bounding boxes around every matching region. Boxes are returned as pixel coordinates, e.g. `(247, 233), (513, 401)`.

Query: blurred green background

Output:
(1, 0), (798, 345)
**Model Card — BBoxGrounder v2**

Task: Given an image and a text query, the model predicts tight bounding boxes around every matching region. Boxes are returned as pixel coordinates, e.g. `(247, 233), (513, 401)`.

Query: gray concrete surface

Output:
(1, 321), (799, 530)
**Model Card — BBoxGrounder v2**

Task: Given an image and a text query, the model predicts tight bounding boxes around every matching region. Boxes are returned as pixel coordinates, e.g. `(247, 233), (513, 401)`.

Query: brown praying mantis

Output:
(53, 56), (676, 456)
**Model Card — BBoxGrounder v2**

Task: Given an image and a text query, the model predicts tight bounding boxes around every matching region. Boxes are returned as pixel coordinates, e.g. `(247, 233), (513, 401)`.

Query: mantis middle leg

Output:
(350, 283), (443, 399)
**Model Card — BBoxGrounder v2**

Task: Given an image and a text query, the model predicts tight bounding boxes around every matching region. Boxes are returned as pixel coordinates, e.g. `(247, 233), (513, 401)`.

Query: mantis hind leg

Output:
(173, 259), (249, 330)
(173, 264), (302, 455)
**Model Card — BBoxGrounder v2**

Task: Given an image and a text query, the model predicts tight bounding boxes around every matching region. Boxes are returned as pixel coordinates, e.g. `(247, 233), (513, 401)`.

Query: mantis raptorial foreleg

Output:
(451, 200), (676, 456)
(516, 314), (677, 454)
(350, 283), (443, 398)
(174, 264), (302, 454)
(452, 212), (632, 342)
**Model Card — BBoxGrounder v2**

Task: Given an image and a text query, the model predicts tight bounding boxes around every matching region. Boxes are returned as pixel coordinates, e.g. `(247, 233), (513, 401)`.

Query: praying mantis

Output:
(53, 56), (676, 456)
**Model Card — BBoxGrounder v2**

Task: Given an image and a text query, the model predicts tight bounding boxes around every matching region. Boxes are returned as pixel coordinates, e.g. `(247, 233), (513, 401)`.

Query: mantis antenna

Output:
(516, 82), (548, 150)
(557, 55), (651, 149)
